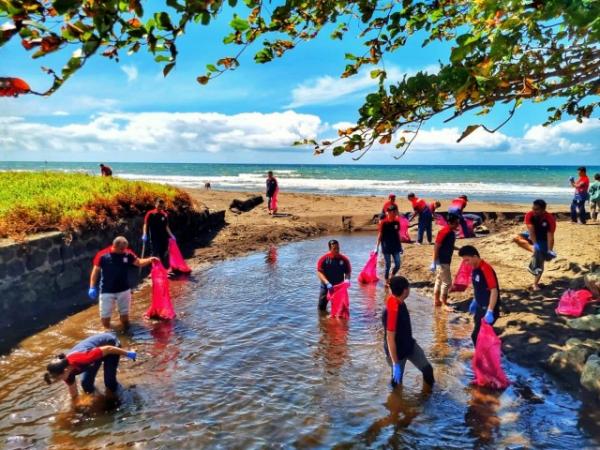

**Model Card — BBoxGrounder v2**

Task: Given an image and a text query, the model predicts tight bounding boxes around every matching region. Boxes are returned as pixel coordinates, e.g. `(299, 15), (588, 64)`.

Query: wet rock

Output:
(229, 195), (263, 212)
(547, 338), (600, 375)
(581, 354), (600, 396)
(567, 314), (600, 332)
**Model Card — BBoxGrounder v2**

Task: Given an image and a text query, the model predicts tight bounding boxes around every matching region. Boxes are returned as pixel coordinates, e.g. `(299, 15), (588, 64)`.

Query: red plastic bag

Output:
(358, 251), (379, 284)
(450, 260), (473, 292)
(555, 289), (594, 317)
(434, 214), (447, 227)
(145, 262), (176, 320)
(472, 320), (510, 390)
(271, 188), (279, 211)
(328, 281), (350, 319)
(398, 216), (412, 243)
(458, 219), (474, 239)
(168, 238), (191, 273)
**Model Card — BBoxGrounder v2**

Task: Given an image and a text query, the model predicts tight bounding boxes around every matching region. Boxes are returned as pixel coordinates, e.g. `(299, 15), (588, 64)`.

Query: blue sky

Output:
(1, 5), (598, 165)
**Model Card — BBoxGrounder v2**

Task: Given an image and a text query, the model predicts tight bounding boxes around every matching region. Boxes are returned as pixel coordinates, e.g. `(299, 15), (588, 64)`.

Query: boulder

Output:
(547, 338), (600, 375)
(567, 314), (600, 332)
(229, 195), (263, 213)
(581, 354), (600, 396)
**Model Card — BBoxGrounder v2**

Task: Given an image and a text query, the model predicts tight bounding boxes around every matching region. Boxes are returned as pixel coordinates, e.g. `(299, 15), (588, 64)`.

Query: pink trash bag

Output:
(458, 219), (474, 239)
(358, 252), (379, 284)
(472, 320), (510, 390)
(145, 262), (176, 320)
(328, 281), (350, 319)
(271, 188), (279, 212)
(434, 214), (448, 227)
(169, 238), (191, 273)
(555, 289), (594, 317)
(450, 260), (473, 292)
(398, 216), (412, 243)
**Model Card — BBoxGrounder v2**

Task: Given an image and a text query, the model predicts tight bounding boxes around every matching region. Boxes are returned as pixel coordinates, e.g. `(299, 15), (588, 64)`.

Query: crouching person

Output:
(43, 332), (137, 402)
(382, 276), (434, 388)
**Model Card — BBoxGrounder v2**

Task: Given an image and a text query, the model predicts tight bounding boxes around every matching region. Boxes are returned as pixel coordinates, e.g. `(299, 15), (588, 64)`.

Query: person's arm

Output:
(165, 224), (175, 239)
(99, 346), (130, 357)
(526, 223), (537, 244)
(142, 222), (148, 237)
(387, 331), (399, 364)
(487, 288), (498, 313)
(433, 242), (440, 264)
(317, 270), (329, 285)
(133, 256), (159, 267)
(67, 381), (79, 400)
(548, 231), (555, 252)
(90, 266), (100, 288)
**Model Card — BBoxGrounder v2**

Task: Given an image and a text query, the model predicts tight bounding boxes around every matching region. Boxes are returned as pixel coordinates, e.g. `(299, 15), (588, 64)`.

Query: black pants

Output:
(81, 354), (120, 393)
(318, 286), (328, 311)
(571, 198), (587, 224)
(150, 238), (169, 269)
(472, 306), (498, 345)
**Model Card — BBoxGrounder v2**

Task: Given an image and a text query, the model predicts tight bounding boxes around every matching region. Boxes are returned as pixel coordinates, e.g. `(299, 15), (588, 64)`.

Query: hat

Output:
(459, 195), (468, 201)
(388, 193), (396, 199)
(387, 204), (398, 212)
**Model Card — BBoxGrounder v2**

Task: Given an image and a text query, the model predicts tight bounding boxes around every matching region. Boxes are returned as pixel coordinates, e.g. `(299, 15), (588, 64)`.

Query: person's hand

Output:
(430, 261), (437, 273)
(373, 247), (379, 254)
(88, 287), (98, 300)
(150, 257), (160, 263)
(126, 351), (137, 361)
(141, 234), (148, 243)
(533, 242), (542, 252)
(569, 176), (575, 183)
(326, 282), (333, 293)
(469, 299), (478, 315)
(392, 363), (402, 384)
(169, 234), (176, 241)
(484, 310), (495, 324)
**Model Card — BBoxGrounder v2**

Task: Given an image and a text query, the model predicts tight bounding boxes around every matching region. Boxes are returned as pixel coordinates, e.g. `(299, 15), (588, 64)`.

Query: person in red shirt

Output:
(382, 276), (434, 388)
(99, 163), (112, 177)
(43, 333), (137, 403)
(430, 201), (441, 214)
(376, 205), (403, 281)
(143, 198), (176, 269)
(431, 215), (460, 310)
(407, 193), (433, 244)
(570, 166), (590, 224)
(448, 195), (473, 238)
(514, 199), (557, 291)
(316, 240), (351, 312)
(381, 194), (397, 218)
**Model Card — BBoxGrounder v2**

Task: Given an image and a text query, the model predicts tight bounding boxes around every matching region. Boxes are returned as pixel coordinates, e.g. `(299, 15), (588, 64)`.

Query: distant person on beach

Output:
(143, 198), (176, 269)
(430, 201), (441, 214)
(513, 199), (557, 291)
(44, 332), (136, 402)
(266, 171), (278, 215)
(448, 195), (474, 238)
(99, 164), (112, 177)
(590, 173), (600, 222)
(377, 204), (403, 282)
(382, 276), (435, 388)
(458, 245), (501, 345)
(316, 239), (351, 312)
(381, 194), (397, 218)
(407, 193), (433, 244)
(88, 236), (158, 329)
(570, 166), (590, 224)
(431, 215), (460, 310)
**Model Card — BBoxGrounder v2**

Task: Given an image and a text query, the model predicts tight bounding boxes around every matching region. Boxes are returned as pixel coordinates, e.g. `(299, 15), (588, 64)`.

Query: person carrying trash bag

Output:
(43, 332), (137, 403)
(382, 276), (435, 388)
(143, 198), (176, 270)
(513, 199), (557, 291)
(376, 204), (403, 283)
(431, 215), (460, 310)
(316, 239), (351, 313)
(458, 245), (501, 345)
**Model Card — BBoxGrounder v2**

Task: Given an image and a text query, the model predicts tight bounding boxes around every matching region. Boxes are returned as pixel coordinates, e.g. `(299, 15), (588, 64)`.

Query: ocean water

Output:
(2, 162), (598, 204)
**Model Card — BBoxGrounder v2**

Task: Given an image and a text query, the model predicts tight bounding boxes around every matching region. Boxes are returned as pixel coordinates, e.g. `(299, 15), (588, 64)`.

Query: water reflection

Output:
(316, 317), (349, 374)
(465, 387), (502, 445)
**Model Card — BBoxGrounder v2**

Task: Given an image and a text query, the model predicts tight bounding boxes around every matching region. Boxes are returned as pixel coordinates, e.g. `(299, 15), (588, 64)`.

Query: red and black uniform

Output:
(410, 197), (433, 244)
(317, 252), (351, 311)
(266, 177), (278, 210)
(145, 208), (170, 268)
(435, 225), (456, 265)
(524, 211), (556, 245)
(448, 197), (472, 238)
(93, 247), (138, 294)
(572, 175), (590, 224)
(382, 296), (414, 360)
(378, 217), (403, 254)
(471, 260), (501, 344)
(100, 165), (113, 176)
(65, 332), (120, 393)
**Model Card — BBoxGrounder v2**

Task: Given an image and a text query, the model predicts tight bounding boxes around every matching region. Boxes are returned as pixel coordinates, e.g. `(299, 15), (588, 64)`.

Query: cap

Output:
(460, 195), (468, 201)
(388, 193), (396, 199)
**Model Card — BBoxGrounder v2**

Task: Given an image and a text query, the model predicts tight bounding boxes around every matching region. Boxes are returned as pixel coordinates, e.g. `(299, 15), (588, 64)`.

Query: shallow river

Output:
(1, 235), (598, 449)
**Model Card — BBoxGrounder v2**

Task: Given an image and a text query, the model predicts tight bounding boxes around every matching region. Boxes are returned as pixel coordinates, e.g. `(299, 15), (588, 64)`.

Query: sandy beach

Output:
(188, 189), (600, 387)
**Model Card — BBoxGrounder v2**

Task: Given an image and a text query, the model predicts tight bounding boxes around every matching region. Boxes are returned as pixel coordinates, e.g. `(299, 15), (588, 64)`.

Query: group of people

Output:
(45, 198), (179, 401)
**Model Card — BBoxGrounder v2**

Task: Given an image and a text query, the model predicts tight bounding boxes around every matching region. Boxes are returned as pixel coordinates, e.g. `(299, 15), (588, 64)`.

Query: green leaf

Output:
(230, 16), (249, 32)
(52, 0), (80, 15)
(332, 146), (345, 156)
(456, 125), (480, 143)
(163, 62), (175, 77)
(228, 0), (238, 6)
(254, 48), (273, 63)
(154, 12), (173, 30)
(206, 64), (218, 72)
(154, 55), (172, 63)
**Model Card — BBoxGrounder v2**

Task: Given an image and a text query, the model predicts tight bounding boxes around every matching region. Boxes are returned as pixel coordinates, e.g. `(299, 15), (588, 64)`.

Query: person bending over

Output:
(448, 195), (473, 238)
(316, 239), (351, 312)
(407, 193), (433, 244)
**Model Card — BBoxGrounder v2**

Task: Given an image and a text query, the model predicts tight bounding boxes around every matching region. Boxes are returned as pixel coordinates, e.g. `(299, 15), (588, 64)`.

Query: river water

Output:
(0, 235), (598, 449)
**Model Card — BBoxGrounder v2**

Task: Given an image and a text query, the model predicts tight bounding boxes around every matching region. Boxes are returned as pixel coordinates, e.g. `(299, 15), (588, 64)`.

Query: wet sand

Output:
(187, 189), (600, 389)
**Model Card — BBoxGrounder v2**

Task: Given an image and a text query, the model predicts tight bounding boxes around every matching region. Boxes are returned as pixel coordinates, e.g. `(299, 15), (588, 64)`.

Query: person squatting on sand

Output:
(143, 198), (176, 270)
(513, 199), (557, 291)
(376, 204), (403, 282)
(407, 193), (434, 245)
(44, 332), (136, 402)
(88, 236), (158, 329)
(431, 215), (460, 311)
(570, 166), (590, 224)
(266, 171), (278, 215)
(382, 276), (435, 388)
(458, 245), (501, 345)
(99, 163), (112, 177)
(316, 239), (351, 313)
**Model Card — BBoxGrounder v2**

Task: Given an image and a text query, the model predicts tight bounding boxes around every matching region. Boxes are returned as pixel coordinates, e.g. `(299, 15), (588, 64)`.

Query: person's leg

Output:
(102, 355), (121, 394)
(425, 216), (433, 243)
(513, 232), (533, 252)
(591, 201), (599, 221)
(570, 198), (578, 222)
(267, 196), (272, 213)
(471, 307), (485, 345)
(578, 199), (587, 224)
(417, 214), (425, 244)
(390, 357), (408, 388)
(459, 215), (469, 238)
(116, 290), (132, 330)
(408, 342), (435, 386)
(383, 252), (392, 280)
(391, 252), (401, 276)
(99, 293), (116, 329)
(318, 286), (328, 311)
(433, 267), (442, 306)
(81, 360), (102, 394)
(440, 264), (452, 309)
(154, 239), (169, 269)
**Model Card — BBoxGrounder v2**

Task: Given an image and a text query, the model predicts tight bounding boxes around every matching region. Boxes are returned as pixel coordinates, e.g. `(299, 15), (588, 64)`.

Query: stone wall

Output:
(0, 208), (225, 351)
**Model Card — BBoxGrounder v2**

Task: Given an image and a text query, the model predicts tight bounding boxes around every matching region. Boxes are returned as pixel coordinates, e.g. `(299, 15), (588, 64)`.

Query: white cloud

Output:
(120, 65), (139, 82)
(286, 65), (437, 108)
(0, 111), (323, 155)
(52, 110), (70, 116)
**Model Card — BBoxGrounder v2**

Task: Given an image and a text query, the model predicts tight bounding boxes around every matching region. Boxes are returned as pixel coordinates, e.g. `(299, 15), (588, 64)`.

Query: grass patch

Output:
(0, 171), (195, 238)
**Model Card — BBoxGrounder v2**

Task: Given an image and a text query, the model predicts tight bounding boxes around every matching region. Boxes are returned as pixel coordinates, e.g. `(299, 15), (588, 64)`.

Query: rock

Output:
(567, 314), (600, 332)
(25, 250), (48, 271)
(581, 354), (600, 396)
(229, 195), (263, 212)
(547, 339), (600, 375)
